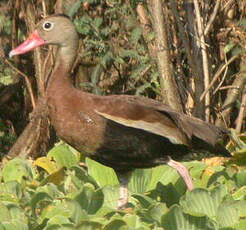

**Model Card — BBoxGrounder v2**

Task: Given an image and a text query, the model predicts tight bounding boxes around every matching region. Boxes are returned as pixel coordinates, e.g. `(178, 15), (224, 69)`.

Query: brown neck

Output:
(47, 42), (77, 92)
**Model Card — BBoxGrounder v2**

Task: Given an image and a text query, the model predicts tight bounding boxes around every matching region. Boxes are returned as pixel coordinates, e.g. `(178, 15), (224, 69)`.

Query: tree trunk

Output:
(149, 0), (183, 113)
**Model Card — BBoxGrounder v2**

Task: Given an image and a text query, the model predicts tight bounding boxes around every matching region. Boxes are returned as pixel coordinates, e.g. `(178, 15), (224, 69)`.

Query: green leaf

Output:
(217, 201), (240, 227)
(30, 192), (53, 210)
(101, 185), (119, 209)
(161, 205), (216, 230)
(104, 219), (127, 230)
(0, 75), (13, 85)
(146, 203), (168, 223)
(129, 164), (186, 194)
(180, 188), (220, 217)
(210, 185), (228, 210)
(0, 219), (29, 230)
(129, 64), (150, 79)
(0, 202), (11, 222)
(122, 215), (142, 228)
(41, 168), (66, 185)
(224, 42), (236, 54)
(1, 158), (34, 183)
(235, 171), (246, 187)
(232, 186), (246, 200)
(132, 194), (157, 209)
(48, 143), (79, 168)
(129, 169), (153, 193)
(94, 17), (103, 28)
(153, 183), (182, 207)
(8, 205), (27, 222)
(46, 215), (72, 226)
(233, 219), (246, 230)
(130, 27), (142, 44)
(64, 200), (88, 224)
(66, 0), (81, 18)
(77, 221), (102, 230)
(41, 201), (71, 220)
(153, 165), (180, 187)
(234, 200), (246, 217)
(120, 49), (141, 60)
(136, 83), (151, 96)
(86, 158), (119, 187)
(0, 181), (22, 202)
(74, 185), (103, 214)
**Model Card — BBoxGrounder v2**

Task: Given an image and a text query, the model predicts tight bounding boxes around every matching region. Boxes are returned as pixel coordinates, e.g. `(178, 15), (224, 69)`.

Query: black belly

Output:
(91, 119), (189, 173)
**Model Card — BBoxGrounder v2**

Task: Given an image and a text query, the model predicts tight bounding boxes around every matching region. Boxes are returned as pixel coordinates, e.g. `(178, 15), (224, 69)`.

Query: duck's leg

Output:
(117, 172), (131, 209)
(166, 157), (194, 191)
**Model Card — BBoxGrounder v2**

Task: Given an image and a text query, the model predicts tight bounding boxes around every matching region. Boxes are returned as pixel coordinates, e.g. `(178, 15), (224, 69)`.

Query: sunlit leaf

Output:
(86, 158), (119, 187)
(161, 205), (216, 230)
(48, 144), (79, 169)
(1, 158), (34, 183)
(217, 201), (240, 227)
(180, 188), (222, 217)
(34, 157), (58, 174)
(41, 168), (66, 185)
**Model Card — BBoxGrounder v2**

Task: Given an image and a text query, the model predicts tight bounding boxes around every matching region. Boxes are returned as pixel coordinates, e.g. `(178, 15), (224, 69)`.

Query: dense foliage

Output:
(0, 142), (246, 229)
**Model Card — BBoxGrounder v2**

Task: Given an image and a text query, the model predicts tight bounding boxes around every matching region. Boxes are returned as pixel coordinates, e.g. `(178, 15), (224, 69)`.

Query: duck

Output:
(9, 14), (230, 209)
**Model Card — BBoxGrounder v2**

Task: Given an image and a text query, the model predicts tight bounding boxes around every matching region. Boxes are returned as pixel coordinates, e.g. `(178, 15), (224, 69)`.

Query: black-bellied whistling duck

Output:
(9, 14), (230, 208)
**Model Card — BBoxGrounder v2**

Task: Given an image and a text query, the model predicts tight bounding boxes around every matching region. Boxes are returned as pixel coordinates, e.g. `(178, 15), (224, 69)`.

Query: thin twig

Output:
(213, 55), (229, 95)
(236, 86), (246, 132)
(193, 0), (210, 121)
(200, 55), (239, 101)
(222, 0), (234, 11)
(136, 3), (151, 27)
(188, 32), (210, 48)
(41, 0), (47, 17)
(215, 74), (246, 127)
(42, 47), (55, 85)
(204, 0), (221, 36)
(136, 3), (156, 61)
(219, 86), (240, 90)
(3, 57), (36, 108)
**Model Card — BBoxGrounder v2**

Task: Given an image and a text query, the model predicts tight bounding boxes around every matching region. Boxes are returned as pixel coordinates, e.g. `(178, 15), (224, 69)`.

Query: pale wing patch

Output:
(95, 110), (186, 145)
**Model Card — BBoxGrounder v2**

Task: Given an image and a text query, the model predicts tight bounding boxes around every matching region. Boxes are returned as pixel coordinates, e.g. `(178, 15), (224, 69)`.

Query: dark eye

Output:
(42, 21), (54, 31)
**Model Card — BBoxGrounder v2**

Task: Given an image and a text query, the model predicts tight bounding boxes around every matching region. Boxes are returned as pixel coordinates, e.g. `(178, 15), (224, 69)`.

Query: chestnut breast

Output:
(47, 87), (106, 155)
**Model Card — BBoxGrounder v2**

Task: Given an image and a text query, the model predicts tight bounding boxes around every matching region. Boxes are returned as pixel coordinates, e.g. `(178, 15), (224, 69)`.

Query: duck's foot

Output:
(117, 182), (128, 209)
(166, 157), (194, 191)
(117, 172), (131, 210)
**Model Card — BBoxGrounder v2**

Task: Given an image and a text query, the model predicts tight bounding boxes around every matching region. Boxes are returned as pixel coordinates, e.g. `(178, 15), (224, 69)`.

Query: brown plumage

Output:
(9, 15), (230, 208)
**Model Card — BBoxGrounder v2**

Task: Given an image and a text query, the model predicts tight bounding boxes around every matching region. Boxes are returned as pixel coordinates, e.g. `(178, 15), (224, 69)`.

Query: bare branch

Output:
(215, 70), (246, 127)
(204, 0), (221, 36)
(183, 1), (205, 119)
(3, 100), (50, 161)
(200, 54), (239, 101)
(193, 0), (210, 121)
(136, 3), (155, 58)
(3, 58), (36, 108)
(41, 0), (47, 17)
(236, 86), (246, 132)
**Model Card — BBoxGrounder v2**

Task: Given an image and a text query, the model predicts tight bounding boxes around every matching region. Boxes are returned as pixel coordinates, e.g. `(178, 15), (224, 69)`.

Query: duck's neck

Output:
(47, 44), (77, 92)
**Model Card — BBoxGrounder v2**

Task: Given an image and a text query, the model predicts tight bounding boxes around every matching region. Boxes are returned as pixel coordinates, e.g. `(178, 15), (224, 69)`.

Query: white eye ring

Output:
(42, 21), (54, 31)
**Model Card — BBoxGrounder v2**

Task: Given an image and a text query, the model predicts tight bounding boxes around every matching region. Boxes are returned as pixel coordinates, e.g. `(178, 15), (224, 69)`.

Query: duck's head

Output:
(9, 14), (78, 58)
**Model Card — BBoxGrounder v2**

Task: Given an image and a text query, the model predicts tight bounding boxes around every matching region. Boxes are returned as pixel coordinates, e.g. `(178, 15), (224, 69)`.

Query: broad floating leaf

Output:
(86, 158), (119, 187)
(48, 143), (79, 169)
(1, 158), (34, 183)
